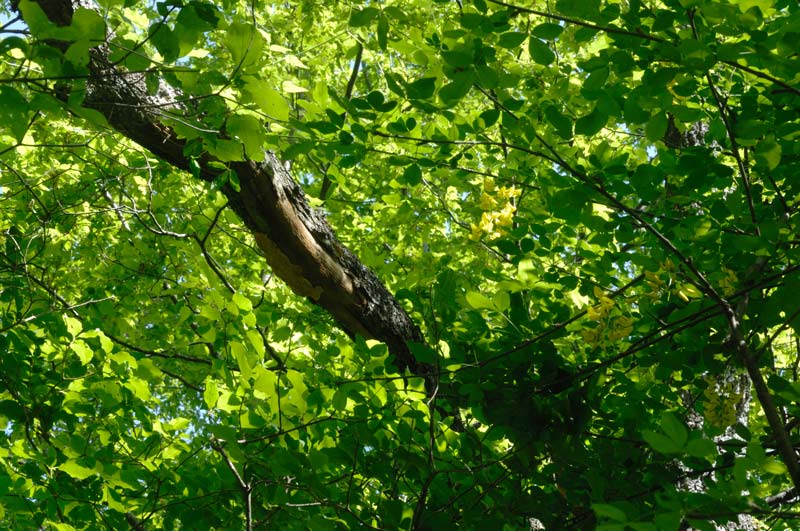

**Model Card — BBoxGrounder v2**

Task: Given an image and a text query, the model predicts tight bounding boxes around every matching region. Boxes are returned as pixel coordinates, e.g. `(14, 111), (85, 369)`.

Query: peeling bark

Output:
(24, 0), (429, 378)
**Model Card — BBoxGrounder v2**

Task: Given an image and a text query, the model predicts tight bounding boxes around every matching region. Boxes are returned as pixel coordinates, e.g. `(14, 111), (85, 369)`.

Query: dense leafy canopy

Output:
(1, 0), (799, 529)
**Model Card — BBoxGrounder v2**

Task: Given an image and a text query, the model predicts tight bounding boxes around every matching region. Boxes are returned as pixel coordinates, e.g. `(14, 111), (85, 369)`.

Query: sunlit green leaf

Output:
(224, 22), (264, 69)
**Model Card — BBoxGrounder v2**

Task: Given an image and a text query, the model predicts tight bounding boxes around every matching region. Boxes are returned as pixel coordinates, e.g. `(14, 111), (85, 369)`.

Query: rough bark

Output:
(23, 0), (429, 378)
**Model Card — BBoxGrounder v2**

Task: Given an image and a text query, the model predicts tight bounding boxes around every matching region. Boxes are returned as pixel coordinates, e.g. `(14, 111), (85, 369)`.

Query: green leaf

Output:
(528, 38), (555, 65)
(686, 438), (717, 459)
(407, 77), (437, 99)
(332, 390), (349, 411)
(654, 512), (682, 531)
(0, 36), (28, 55)
(532, 23), (564, 40)
(17, 0), (57, 38)
(734, 119), (766, 141)
(642, 430), (681, 454)
(227, 114), (265, 158)
(60, 459), (97, 480)
(72, 340), (93, 365)
(408, 342), (436, 364)
(660, 412), (688, 448)
(442, 50), (473, 68)
(282, 80), (308, 93)
(645, 112), (668, 142)
(189, 158), (201, 179)
(402, 164), (422, 186)
(575, 107), (607, 136)
(755, 139), (781, 170)
(232, 292), (253, 312)
(226, 169), (241, 192)
(231, 341), (252, 381)
(623, 93), (650, 124)
(439, 70), (474, 103)
(592, 503), (628, 522)
(628, 523), (657, 531)
(224, 22), (264, 69)
(466, 291), (493, 310)
(583, 67), (609, 92)
(762, 458), (787, 475)
(253, 366), (278, 395)
(203, 378), (219, 408)
(149, 23), (180, 63)
(475, 64), (499, 88)
(349, 7), (379, 27)
(382, 193), (402, 206)
(377, 14), (389, 50)
(208, 139), (243, 162)
(72, 8), (106, 41)
(479, 108), (500, 128)
(385, 72), (406, 97)
(497, 32), (527, 49)
(244, 78), (290, 122)
(492, 291), (510, 311)
(544, 105), (573, 139)
(0, 87), (29, 141)
(460, 13), (488, 30)
(557, 0), (601, 17)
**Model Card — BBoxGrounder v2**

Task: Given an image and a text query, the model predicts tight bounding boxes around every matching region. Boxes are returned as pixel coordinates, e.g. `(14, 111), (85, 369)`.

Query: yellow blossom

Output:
(479, 193), (497, 211)
(586, 304), (604, 321)
(615, 316), (634, 328)
(598, 296), (614, 311)
(608, 316), (634, 341)
(495, 202), (516, 227)
(480, 212), (496, 231)
(644, 270), (663, 287)
(469, 223), (483, 241)
(471, 183), (518, 240)
(607, 328), (628, 342)
(719, 268), (738, 296)
(496, 186), (521, 200)
(582, 327), (600, 346)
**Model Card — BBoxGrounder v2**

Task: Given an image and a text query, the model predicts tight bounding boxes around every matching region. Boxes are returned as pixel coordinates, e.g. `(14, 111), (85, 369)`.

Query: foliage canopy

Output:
(1, 0), (800, 529)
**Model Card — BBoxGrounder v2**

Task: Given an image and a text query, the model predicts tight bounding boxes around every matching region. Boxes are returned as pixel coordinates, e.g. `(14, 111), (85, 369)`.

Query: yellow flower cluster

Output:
(581, 287), (635, 347)
(702, 376), (742, 430)
(719, 268), (738, 296)
(644, 259), (705, 302)
(643, 259), (675, 301)
(469, 178), (521, 241)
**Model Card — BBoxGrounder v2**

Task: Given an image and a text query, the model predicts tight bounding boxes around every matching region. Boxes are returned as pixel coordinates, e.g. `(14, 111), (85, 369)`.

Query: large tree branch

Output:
(22, 0), (428, 378)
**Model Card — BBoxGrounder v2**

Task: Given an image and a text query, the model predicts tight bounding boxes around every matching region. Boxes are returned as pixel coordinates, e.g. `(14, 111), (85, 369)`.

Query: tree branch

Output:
(21, 0), (430, 383)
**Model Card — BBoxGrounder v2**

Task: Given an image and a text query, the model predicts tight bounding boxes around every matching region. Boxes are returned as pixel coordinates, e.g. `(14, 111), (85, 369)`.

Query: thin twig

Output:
(193, 203), (236, 293)
(211, 440), (253, 531)
(320, 41), (363, 200)
(486, 0), (666, 43)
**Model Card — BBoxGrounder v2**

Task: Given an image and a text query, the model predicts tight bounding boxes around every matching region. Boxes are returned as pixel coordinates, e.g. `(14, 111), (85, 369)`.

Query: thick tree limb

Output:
(23, 0), (428, 377)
